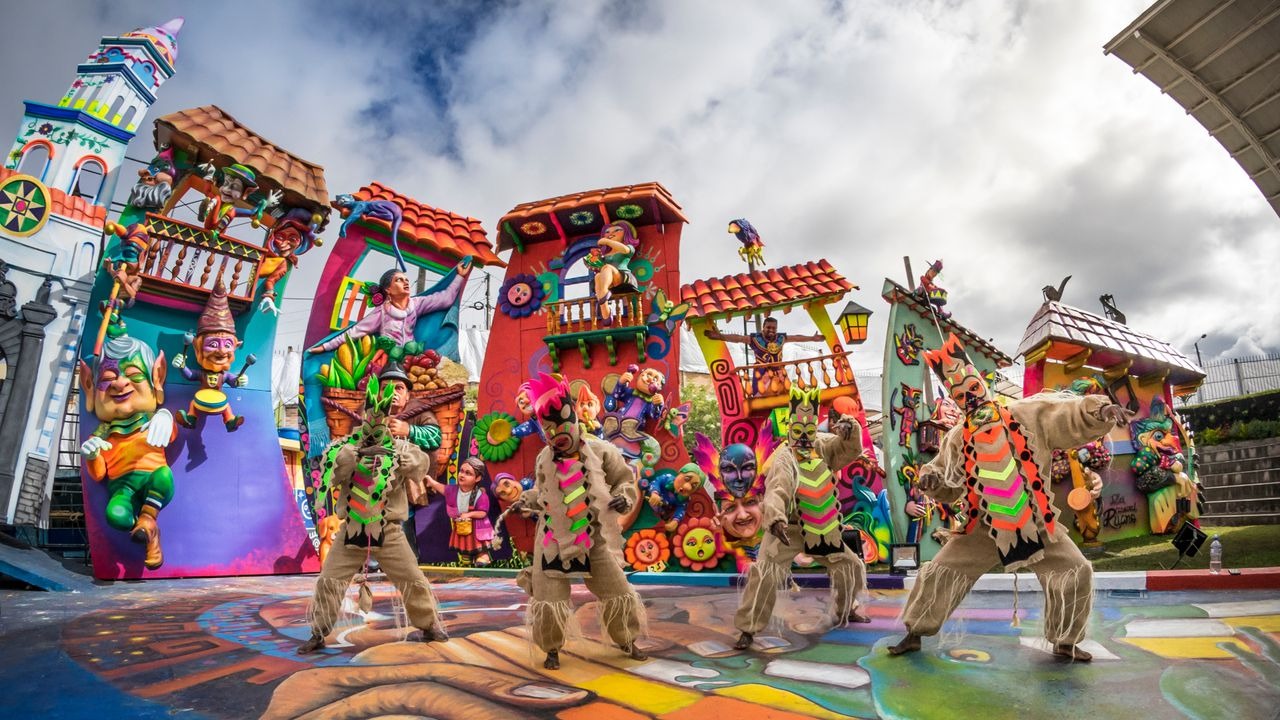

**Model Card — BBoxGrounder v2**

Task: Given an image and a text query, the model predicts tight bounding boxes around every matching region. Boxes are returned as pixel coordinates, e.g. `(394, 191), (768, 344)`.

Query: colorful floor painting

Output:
(2, 577), (1279, 720)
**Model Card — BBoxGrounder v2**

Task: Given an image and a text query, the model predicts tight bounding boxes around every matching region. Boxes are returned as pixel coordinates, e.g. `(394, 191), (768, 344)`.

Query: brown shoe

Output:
(846, 610), (872, 624)
(130, 505), (163, 570)
(543, 650), (560, 669)
(1053, 643), (1093, 662)
(620, 642), (648, 661)
(297, 633), (326, 654)
(888, 633), (921, 655)
(734, 632), (754, 651)
(418, 625), (449, 643)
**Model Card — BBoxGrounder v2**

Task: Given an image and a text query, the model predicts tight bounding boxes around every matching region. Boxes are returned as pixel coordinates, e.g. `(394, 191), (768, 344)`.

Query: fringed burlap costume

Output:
(734, 387), (869, 647)
(306, 439), (441, 641)
(892, 333), (1127, 661)
(516, 373), (647, 669)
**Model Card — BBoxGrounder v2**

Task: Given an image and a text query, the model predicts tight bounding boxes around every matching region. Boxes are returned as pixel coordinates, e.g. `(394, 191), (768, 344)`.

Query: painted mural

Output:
(7, 576), (1278, 719)
(879, 270), (1013, 561)
(75, 105), (329, 580)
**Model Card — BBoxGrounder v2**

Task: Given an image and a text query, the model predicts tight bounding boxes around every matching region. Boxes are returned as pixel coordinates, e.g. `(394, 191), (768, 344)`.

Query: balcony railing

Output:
(736, 351), (857, 410)
(544, 293), (645, 336)
(139, 213), (263, 311)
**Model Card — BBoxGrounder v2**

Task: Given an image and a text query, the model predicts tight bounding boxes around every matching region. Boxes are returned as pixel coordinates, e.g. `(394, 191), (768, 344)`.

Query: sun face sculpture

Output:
(672, 517), (725, 571)
(624, 528), (670, 572)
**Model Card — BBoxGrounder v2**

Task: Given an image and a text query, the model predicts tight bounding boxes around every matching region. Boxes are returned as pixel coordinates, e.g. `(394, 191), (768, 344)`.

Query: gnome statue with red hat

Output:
(172, 282), (255, 431)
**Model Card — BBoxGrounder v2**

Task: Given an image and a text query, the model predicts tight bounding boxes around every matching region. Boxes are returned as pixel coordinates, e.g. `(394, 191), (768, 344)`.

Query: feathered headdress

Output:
(693, 430), (776, 501)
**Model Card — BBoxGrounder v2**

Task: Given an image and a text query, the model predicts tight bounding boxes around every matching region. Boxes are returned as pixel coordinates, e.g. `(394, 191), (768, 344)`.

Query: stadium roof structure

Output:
(1105, 0), (1280, 219)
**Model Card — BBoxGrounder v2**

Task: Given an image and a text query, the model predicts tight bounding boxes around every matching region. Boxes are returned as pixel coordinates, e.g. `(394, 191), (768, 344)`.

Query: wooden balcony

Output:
(138, 213), (263, 312)
(736, 351), (858, 413)
(544, 293), (645, 335)
(541, 293), (648, 371)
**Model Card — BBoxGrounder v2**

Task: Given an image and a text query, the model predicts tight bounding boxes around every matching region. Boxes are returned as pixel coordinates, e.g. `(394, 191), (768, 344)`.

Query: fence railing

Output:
(544, 293), (645, 336)
(141, 213), (263, 309)
(1179, 354), (1280, 405)
(735, 351), (856, 399)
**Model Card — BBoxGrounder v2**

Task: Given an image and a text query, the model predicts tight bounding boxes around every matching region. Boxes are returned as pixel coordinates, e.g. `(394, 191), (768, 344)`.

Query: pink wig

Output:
(527, 372), (571, 419)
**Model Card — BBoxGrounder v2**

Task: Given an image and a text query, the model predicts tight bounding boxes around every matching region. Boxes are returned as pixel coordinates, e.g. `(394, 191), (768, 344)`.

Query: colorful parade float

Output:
(1017, 284), (1207, 546)
(298, 183), (504, 563)
(75, 97), (332, 578)
(879, 260), (1013, 562)
(681, 236), (884, 567)
(471, 183), (718, 572)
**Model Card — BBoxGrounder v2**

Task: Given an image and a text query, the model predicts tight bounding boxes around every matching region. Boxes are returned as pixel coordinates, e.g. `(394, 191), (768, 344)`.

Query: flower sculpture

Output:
(624, 528), (670, 572)
(474, 412), (521, 462)
(497, 273), (545, 319)
(672, 517), (726, 571)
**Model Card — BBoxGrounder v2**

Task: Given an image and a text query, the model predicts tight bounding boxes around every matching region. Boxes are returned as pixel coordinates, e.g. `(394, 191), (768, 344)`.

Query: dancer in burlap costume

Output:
(298, 370), (447, 654)
(512, 373), (648, 670)
(734, 386), (871, 650)
(889, 333), (1130, 662)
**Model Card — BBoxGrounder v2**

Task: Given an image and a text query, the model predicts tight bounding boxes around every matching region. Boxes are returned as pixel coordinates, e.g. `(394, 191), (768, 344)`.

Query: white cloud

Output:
(2, 0), (1274, 366)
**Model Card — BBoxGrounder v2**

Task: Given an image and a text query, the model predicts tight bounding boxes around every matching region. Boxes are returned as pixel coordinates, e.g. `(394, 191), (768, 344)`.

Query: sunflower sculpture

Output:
(624, 528), (671, 572)
(672, 517), (726, 571)
(474, 412), (521, 462)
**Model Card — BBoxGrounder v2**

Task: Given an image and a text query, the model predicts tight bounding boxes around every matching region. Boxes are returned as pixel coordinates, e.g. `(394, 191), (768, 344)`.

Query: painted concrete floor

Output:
(1, 574), (1278, 719)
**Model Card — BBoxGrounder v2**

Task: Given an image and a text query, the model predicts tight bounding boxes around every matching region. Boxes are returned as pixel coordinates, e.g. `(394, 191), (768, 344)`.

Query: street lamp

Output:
(837, 302), (873, 345)
(1193, 333), (1207, 368)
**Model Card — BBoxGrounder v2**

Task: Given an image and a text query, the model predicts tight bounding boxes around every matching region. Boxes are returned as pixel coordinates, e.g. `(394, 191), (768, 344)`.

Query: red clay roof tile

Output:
(0, 166), (106, 227)
(680, 259), (856, 319)
(349, 182), (504, 267)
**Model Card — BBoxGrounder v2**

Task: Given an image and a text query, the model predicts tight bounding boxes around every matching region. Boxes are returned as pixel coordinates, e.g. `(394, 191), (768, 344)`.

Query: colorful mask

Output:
(785, 386), (822, 449)
(528, 372), (580, 457)
(924, 332), (993, 418)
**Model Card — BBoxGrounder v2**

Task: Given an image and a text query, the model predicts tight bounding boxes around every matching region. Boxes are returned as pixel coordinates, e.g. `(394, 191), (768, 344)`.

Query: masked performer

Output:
(889, 333), (1130, 662)
(734, 387), (870, 650)
(298, 375), (447, 654)
(513, 372), (647, 670)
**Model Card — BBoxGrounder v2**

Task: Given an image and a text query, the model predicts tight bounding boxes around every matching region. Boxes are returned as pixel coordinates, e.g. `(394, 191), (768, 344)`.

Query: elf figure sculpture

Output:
(298, 375), (447, 654)
(513, 372), (648, 670)
(734, 386), (870, 651)
(172, 283), (256, 431)
(889, 333), (1130, 662)
(78, 315), (176, 570)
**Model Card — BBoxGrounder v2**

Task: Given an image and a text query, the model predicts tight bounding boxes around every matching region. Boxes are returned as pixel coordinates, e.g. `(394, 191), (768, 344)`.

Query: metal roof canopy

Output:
(1105, 0), (1280, 219)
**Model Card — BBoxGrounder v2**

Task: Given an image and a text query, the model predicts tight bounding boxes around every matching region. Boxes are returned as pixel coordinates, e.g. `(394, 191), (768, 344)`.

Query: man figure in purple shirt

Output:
(309, 256), (473, 358)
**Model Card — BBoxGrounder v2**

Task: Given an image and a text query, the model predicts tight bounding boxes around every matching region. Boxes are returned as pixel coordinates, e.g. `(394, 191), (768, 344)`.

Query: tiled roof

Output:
(1017, 301), (1204, 385)
(496, 182), (687, 252)
(680, 260), (854, 319)
(153, 105), (330, 215)
(881, 278), (1012, 367)
(0, 166), (106, 227)
(348, 183), (504, 267)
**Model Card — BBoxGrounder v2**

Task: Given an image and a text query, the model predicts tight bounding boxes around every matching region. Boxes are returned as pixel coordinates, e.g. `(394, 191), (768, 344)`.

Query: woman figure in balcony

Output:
(586, 220), (640, 325)
(308, 256), (473, 359)
(704, 317), (827, 396)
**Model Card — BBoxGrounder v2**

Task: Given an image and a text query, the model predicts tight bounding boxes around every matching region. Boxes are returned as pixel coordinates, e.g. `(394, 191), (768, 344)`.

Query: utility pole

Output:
(483, 271), (492, 329)
(415, 266), (427, 294)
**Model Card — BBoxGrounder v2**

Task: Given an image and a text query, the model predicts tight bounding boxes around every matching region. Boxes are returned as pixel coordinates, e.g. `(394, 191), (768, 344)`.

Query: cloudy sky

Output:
(3, 0), (1276, 370)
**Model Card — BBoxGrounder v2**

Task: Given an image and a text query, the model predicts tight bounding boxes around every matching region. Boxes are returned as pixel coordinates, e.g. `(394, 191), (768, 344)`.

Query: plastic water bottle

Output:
(1209, 535), (1222, 574)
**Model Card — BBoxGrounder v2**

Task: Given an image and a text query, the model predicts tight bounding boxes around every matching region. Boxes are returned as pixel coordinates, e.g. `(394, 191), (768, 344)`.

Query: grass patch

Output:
(1088, 525), (1280, 572)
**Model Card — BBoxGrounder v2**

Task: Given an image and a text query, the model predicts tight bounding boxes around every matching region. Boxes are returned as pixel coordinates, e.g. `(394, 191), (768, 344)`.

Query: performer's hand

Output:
(769, 520), (789, 544)
(81, 436), (112, 459)
(918, 466), (943, 494)
(1101, 403), (1134, 427)
(905, 500), (926, 518)
(830, 413), (856, 441)
(386, 418), (409, 439)
(146, 409), (175, 447)
(608, 495), (630, 513)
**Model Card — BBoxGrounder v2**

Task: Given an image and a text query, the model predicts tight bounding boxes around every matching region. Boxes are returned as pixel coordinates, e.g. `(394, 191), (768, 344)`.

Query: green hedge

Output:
(1182, 388), (1280, 434)
(1196, 419), (1280, 446)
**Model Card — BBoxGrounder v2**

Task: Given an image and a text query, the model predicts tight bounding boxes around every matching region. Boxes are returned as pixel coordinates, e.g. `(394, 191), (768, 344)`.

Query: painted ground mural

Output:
(3, 577), (1278, 719)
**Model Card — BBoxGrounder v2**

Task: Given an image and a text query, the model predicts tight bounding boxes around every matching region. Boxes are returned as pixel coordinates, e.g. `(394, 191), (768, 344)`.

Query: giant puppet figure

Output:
(512, 373), (647, 670)
(733, 387), (870, 651)
(78, 315), (176, 570)
(172, 283), (255, 431)
(889, 333), (1130, 662)
(298, 371), (447, 654)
